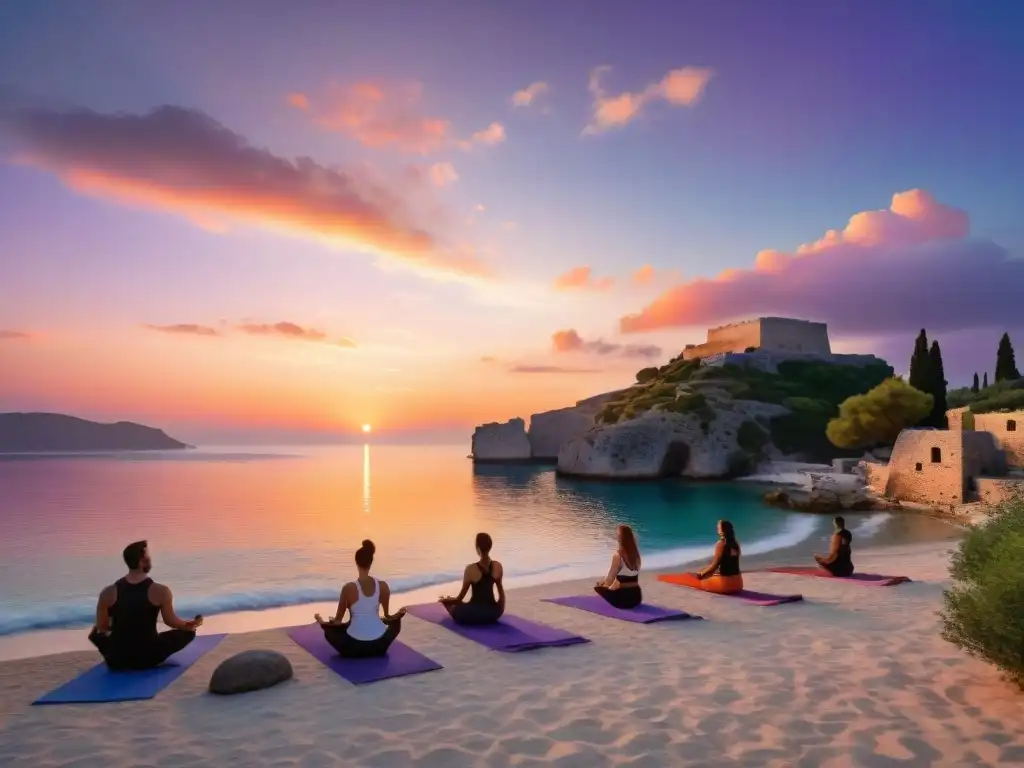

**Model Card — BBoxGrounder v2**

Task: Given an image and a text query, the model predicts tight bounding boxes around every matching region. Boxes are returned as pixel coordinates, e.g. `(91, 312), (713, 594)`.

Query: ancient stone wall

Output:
(683, 319), (763, 360)
(861, 460), (890, 495)
(758, 317), (831, 354)
(975, 477), (1024, 505)
(946, 406), (969, 431)
(885, 429), (966, 506)
(962, 430), (1006, 477)
(972, 410), (1024, 469)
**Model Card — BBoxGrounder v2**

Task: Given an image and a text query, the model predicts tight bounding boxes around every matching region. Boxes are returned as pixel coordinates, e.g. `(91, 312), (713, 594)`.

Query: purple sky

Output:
(0, 1), (1022, 441)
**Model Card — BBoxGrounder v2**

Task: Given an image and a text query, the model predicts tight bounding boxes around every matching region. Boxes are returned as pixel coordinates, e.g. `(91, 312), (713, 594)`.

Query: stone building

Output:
(971, 410), (1024, 468)
(682, 317), (831, 361)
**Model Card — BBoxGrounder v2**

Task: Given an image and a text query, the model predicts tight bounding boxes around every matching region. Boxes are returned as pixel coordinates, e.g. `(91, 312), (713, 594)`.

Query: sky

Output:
(1, 1), (1022, 444)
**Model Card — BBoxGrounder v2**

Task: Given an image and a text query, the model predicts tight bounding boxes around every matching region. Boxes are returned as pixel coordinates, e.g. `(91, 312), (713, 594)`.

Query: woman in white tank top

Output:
(594, 524), (643, 610)
(315, 540), (406, 658)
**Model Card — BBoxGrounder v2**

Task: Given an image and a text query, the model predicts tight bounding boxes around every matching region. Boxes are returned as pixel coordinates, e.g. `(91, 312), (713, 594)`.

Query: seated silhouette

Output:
(316, 540), (406, 658)
(815, 516), (854, 577)
(439, 532), (505, 625)
(674, 520), (744, 594)
(90, 540), (201, 670)
(594, 524), (642, 609)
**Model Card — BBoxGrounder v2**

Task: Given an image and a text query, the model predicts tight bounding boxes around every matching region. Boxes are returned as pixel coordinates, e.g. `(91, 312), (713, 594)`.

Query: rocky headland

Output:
(0, 413), (190, 453)
(472, 351), (894, 488)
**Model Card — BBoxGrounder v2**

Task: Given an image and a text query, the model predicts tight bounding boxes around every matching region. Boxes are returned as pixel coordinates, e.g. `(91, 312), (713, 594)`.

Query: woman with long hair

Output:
(594, 524), (643, 609)
(679, 520), (744, 594)
(315, 540), (406, 658)
(439, 532), (505, 625)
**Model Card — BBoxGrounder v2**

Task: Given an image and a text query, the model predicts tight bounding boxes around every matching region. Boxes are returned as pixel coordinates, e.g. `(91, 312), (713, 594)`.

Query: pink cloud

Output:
(552, 328), (661, 359)
(619, 189), (1021, 337)
(428, 161), (458, 187)
(2, 105), (488, 279)
(0, 330), (32, 340)
(457, 121), (506, 150)
(510, 364), (602, 375)
(145, 323), (220, 337)
(238, 321), (357, 347)
(554, 265), (614, 291)
(584, 65), (713, 135)
(512, 82), (549, 108)
(631, 264), (656, 284)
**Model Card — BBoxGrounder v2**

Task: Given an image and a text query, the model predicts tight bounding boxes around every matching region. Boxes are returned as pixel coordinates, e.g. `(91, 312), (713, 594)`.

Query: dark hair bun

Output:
(361, 539), (375, 555)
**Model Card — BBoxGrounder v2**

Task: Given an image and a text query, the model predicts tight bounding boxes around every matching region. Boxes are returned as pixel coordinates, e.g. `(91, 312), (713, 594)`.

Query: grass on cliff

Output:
(942, 494), (1024, 689)
(596, 356), (893, 460)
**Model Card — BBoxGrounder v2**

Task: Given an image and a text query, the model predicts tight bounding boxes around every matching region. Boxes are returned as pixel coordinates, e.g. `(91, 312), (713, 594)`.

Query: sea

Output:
(0, 443), (935, 653)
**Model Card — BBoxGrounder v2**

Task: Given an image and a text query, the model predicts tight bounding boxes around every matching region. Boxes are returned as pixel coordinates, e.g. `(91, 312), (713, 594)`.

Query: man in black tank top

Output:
(815, 517), (855, 577)
(89, 540), (202, 670)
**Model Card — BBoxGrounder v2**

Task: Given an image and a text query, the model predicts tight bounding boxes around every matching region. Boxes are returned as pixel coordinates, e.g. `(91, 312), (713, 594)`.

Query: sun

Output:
(361, 424), (372, 434)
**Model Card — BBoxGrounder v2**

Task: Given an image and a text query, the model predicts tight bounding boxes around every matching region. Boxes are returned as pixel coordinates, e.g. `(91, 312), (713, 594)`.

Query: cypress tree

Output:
(983, 372), (989, 389)
(971, 372), (979, 393)
(908, 329), (931, 394)
(928, 341), (948, 428)
(995, 332), (1021, 382)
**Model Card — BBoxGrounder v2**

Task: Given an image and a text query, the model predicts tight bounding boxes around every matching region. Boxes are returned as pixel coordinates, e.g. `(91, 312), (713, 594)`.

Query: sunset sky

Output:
(1, 2), (1022, 444)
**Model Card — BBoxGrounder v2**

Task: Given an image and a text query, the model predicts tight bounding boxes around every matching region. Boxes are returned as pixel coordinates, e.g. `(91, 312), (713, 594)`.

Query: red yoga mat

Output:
(765, 566), (911, 586)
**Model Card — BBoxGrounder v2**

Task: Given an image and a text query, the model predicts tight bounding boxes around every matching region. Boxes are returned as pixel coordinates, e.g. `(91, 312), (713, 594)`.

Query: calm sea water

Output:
(0, 444), (846, 636)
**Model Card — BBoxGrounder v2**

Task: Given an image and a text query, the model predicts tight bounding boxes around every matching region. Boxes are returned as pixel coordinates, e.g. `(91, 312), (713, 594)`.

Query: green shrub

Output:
(635, 367), (659, 384)
(942, 495), (1024, 688)
(736, 420), (769, 454)
(970, 389), (1024, 414)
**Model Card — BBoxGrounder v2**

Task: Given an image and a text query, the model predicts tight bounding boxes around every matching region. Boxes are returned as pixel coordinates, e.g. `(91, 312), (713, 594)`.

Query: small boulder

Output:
(209, 649), (293, 695)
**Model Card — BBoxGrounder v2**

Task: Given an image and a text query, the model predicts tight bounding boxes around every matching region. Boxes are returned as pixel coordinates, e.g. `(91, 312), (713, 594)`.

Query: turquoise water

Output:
(0, 444), (835, 635)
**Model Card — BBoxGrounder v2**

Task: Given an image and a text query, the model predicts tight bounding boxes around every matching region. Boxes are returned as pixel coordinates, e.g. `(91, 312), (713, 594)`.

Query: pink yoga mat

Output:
(765, 567), (911, 586)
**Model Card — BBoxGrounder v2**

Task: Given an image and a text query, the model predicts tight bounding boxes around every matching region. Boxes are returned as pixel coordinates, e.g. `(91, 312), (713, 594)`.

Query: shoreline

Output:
(0, 511), (961, 663)
(3, 532), (1022, 767)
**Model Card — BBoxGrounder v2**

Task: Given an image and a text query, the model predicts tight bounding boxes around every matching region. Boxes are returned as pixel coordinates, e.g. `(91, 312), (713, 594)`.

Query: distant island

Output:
(0, 413), (190, 453)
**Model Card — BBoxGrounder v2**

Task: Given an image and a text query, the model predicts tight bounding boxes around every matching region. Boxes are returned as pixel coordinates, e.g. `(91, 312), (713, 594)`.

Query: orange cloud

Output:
(4, 105), (488, 279)
(294, 81), (450, 154)
(553, 265), (615, 291)
(457, 121), (507, 150)
(631, 264), (655, 284)
(552, 328), (661, 359)
(510, 364), (601, 374)
(512, 82), (549, 108)
(618, 189), (1007, 336)
(428, 161), (458, 187)
(286, 92), (309, 111)
(237, 322), (357, 347)
(0, 329), (32, 340)
(584, 65), (713, 135)
(145, 323), (220, 337)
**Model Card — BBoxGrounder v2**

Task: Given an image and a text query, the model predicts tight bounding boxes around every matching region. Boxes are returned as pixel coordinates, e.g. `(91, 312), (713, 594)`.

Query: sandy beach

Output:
(1, 538), (1022, 767)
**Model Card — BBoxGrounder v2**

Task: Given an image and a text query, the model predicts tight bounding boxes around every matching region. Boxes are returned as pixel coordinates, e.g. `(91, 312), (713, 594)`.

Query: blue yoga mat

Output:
(405, 602), (589, 652)
(542, 595), (703, 624)
(34, 634), (226, 705)
(287, 623), (442, 685)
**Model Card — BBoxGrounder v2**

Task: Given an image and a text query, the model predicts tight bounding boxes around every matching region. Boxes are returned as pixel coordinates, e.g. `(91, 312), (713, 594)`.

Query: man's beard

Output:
(142, 563), (152, 574)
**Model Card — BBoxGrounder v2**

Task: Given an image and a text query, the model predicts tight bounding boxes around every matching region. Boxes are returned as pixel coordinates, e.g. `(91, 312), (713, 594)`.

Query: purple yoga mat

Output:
(729, 590), (804, 606)
(287, 624), (442, 685)
(766, 566), (911, 586)
(541, 595), (703, 624)
(405, 602), (589, 652)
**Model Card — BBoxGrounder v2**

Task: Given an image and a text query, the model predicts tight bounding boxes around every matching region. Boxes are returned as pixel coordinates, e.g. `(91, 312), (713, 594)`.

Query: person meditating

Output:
(594, 524), (643, 609)
(439, 532), (505, 625)
(675, 520), (744, 594)
(815, 516), (854, 577)
(316, 540), (406, 658)
(90, 540), (202, 670)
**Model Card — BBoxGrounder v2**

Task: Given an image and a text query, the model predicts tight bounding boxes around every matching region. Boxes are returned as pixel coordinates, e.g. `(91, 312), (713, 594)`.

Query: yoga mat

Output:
(765, 566), (911, 586)
(405, 602), (589, 652)
(287, 624), (442, 685)
(658, 574), (803, 606)
(33, 634), (226, 705)
(541, 595), (703, 624)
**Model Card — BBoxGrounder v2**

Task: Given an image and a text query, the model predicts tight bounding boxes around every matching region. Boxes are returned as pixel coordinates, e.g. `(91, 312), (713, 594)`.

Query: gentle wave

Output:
(0, 518), (819, 636)
(851, 513), (891, 539)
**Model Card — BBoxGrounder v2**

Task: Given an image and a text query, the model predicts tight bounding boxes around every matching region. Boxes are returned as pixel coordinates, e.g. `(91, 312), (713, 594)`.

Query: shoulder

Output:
(149, 581), (170, 599)
(464, 563), (478, 576)
(491, 560), (503, 575)
(378, 579), (390, 592)
(99, 583), (117, 602)
(610, 551), (622, 562)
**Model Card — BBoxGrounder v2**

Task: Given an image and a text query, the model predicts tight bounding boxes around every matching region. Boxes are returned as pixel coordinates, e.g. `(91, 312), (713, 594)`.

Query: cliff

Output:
(471, 418), (532, 462)
(527, 390), (627, 459)
(0, 413), (189, 452)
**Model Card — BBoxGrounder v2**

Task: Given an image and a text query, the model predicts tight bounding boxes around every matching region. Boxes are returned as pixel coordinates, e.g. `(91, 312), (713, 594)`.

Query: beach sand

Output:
(1, 539), (1023, 767)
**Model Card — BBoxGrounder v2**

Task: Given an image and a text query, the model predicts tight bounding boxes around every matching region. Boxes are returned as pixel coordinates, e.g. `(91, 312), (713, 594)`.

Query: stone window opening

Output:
(931, 447), (941, 463)
(1008, 419), (1017, 432)
(915, 462), (923, 472)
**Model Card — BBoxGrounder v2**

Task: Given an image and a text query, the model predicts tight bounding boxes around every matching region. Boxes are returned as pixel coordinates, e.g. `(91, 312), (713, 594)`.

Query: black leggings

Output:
(594, 585), (642, 609)
(821, 560), (854, 578)
(444, 601), (503, 626)
(323, 616), (402, 658)
(89, 627), (196, 670)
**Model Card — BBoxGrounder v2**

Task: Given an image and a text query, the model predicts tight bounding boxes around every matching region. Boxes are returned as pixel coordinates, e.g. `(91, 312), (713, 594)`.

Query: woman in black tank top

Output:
(815, 516), (854, 577)
(439, 532), (505, 625)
